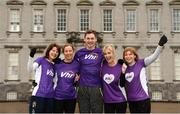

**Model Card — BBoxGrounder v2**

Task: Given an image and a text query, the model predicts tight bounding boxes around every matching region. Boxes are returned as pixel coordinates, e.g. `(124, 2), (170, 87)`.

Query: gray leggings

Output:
(77, 86), (103, 113)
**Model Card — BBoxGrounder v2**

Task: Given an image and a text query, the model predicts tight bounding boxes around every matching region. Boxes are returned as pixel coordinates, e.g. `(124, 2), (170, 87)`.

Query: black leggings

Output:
(104, 102), (127, 114)
(29, 96), (54, 113)
(129, 98), (151, 114)
(53, 99), (76, 113)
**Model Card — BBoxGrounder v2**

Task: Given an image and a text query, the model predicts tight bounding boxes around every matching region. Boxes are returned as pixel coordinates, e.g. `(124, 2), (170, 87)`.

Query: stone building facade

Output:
(0, 0), (180, 101)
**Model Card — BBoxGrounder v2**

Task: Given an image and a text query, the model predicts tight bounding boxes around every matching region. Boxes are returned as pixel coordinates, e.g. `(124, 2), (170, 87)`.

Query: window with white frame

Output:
(103, 9), (112, 32)
(8, 52), (19, 80)
(79, 9), (89, 32)
(176, 92), (180, 100)
(6, 91), (17, 100)
(174, 52), (180, 80)
(149, 9), (159, 32)
(126, 9), (136, 32)
(172, 9), (180, 32)
(149, 58), (161, 80)
(9, 9), (20, 32)
(152, 91), (162, 101)
(33, 9), (44, 32)
(56, 9), (67, 32)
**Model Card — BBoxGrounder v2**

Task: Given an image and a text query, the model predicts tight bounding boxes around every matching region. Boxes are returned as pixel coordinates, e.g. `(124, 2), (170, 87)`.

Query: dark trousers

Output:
(104, 102), (127, 114)
(29, 96), (54, 113)
(77, 86), (103, 113)
(129, 98), (151, 114)
(53, 99), (76, 113)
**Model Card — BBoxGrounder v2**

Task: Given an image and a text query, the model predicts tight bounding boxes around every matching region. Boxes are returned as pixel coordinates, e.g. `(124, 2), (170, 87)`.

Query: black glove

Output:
(30, 48), (37, 57)
(158, 35), (168, 46)
(118, 59), (124, 65)
(32, 80), (37, 87)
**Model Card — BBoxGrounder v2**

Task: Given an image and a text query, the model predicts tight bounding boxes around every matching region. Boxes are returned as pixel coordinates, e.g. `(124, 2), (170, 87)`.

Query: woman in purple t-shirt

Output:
(27, 43), (61, 113)
(122, 35), (167, 113)
(101, 44), (127, 113)
(54, 43), (80, 113)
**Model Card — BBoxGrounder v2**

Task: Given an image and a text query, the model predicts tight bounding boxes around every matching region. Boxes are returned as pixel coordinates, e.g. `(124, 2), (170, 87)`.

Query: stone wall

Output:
(149, 83), (180, 101)
(0, 83), (31, 101)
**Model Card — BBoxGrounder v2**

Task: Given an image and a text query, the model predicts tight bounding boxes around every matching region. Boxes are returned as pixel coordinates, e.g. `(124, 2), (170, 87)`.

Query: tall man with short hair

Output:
(75, 30), (103, 113)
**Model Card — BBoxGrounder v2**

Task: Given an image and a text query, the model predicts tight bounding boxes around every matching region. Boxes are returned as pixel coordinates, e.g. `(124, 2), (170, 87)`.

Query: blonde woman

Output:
(101, 44), (127, 113)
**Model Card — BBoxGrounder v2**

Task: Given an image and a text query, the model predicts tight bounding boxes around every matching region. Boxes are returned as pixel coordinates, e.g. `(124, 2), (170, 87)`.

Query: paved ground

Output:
(0, 101), (179, 113)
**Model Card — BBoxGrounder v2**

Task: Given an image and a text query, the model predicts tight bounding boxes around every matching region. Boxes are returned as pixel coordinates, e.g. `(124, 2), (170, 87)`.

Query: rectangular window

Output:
(172, 9), (180, 32)
(103, 9), (112, 32)
(126, 9), (136, 32)
(7, 92), (17, 101)
(176, 92), (180, 100)
(175, 53), (180, 80)
(149, 9), (159, 32)
(57, 9), (67, 32)
(80, 9), (89, 32)
(8, 53), (19, 80)
(152, 91), (162, 101)
(150, 58), (161, 80)
(33, 9), (44, 32)
(9, 9), (20, 32)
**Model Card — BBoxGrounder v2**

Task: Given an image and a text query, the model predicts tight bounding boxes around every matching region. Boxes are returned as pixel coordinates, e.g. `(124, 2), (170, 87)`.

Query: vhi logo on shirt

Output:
(84, 53), (98, 60)
(46, 69), (54, 77)
(61, 71), (74, 78)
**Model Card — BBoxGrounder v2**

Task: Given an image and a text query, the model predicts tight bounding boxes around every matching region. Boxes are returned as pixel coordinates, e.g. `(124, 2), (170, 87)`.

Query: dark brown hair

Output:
(44, 43), (61, 60)
(84, 29), (97, 38)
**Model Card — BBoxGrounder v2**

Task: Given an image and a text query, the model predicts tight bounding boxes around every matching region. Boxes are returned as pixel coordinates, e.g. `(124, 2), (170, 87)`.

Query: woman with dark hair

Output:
(53, 43), (79, 113)
(122, 35), (168, 113)
(27, 43), (61, 113)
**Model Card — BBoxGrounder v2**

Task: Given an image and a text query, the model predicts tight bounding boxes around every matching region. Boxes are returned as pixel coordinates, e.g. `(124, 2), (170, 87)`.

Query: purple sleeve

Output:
(34, 57), (43, 65)
(74, 51), (79, 62)
(139, 59), (146, 67)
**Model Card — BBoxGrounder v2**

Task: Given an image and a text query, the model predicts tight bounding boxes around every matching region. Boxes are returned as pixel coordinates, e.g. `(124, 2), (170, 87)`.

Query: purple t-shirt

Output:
(33, 57), (55, 98)
(74, 48), (103, 87)
(125, 59), (150, 101)
(101, 62), (127, 103)
(54, 60), (79, 100)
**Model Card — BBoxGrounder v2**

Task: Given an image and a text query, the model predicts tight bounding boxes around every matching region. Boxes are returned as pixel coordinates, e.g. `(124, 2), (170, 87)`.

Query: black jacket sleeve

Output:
(119, 73), (125, 87)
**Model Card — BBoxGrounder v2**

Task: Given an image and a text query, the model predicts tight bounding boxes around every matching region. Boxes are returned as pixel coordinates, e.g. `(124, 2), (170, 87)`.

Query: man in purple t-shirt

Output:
(74, 30), (103, 113)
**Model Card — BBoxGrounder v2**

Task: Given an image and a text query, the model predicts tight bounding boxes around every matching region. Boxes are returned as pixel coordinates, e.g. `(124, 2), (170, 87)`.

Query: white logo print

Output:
(46, 69), (54, 77)
(103, 74), (115, 84)
(84, 53), (98, 60)
(61, 71), (74, 78)
(125, 72), (134, 82)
